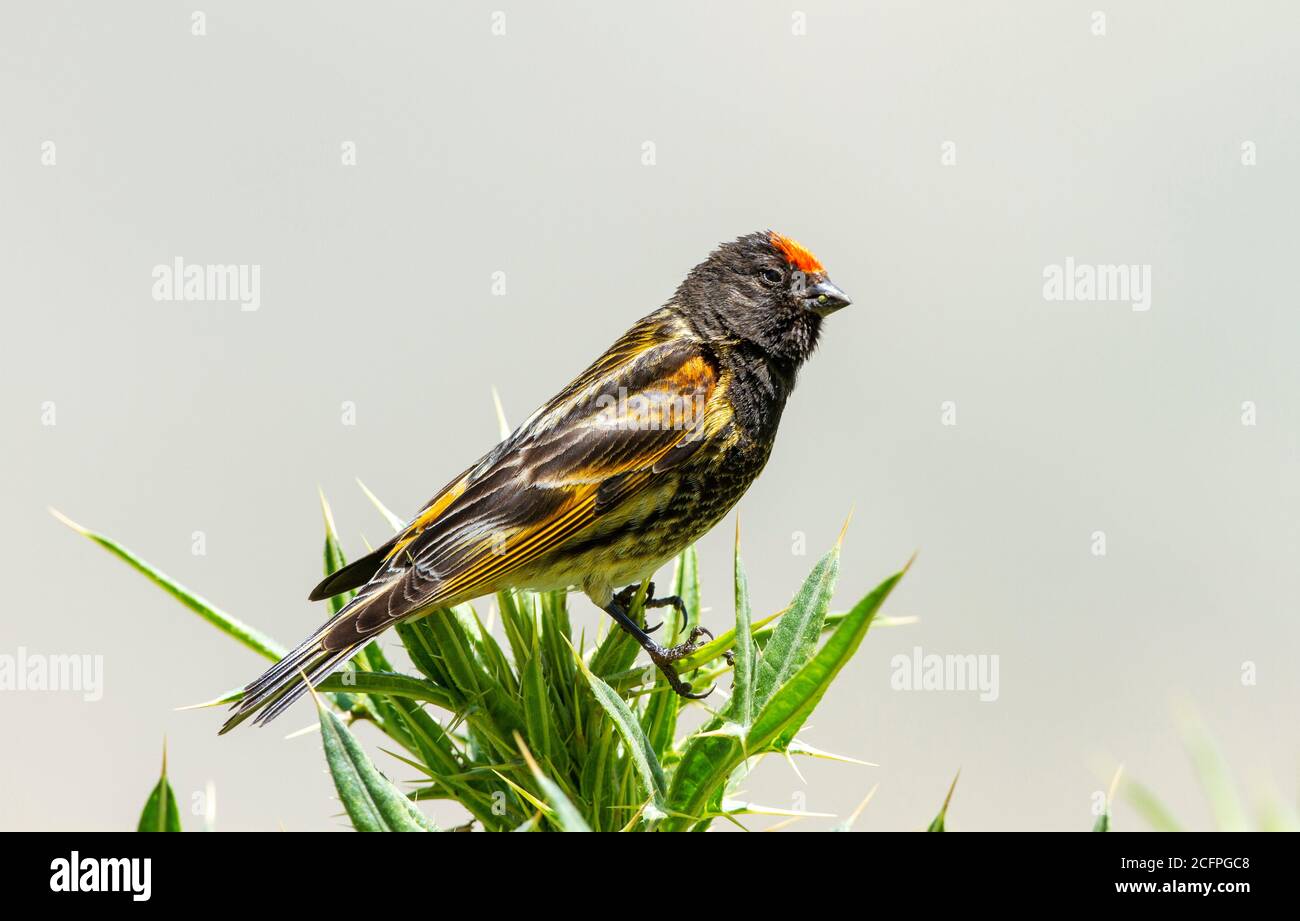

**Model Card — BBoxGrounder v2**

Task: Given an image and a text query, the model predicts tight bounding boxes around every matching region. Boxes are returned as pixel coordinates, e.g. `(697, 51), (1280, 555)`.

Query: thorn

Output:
(514, 731), (542, 777)
(355, 478), (404, 532)
(836, 506), (855, 548)
(1108, 764), (1125, 804)
(317, 487), (339, 537)
(844, 784), (879, 828)
(48, 507), (87, 534)
(942, 769), (961, 813)
(762, 815), (805, 832)
(783, 748), (807, 785)
(491, 386), (511, 440)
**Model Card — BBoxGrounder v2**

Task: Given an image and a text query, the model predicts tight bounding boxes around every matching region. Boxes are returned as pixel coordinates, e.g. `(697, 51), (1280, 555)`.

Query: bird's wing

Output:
(322, 311), (723, 648)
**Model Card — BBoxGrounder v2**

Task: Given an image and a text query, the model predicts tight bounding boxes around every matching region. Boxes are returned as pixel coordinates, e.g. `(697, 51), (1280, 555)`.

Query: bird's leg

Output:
(602, 593), (714, 700)
(613, 581), (690, 635)
(611, 584), (662, 634)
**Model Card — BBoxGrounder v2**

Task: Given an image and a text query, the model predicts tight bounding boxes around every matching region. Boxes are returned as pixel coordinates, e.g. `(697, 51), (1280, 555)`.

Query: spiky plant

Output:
(57, 489), (909, 832)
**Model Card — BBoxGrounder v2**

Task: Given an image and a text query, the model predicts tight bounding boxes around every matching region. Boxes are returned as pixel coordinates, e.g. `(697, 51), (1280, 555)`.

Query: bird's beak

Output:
(803, 278), (852, 317)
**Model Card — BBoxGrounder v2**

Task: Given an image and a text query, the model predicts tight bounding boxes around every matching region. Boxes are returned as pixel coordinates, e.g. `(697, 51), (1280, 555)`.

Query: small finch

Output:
(221, 230), (850, 732)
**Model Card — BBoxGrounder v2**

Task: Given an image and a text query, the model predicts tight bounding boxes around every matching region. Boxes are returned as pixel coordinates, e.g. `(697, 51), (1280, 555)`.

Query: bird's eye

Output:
(760, 268), (784, 286)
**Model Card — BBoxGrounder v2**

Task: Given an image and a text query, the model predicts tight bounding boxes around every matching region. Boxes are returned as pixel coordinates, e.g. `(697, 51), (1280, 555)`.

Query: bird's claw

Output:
(647, 625), (715, 700)
(612, 583), (669, 636)
(608, 582), (713, 700)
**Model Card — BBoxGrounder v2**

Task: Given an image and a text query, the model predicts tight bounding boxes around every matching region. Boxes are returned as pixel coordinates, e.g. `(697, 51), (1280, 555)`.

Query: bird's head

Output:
(673, 230), (851, 370)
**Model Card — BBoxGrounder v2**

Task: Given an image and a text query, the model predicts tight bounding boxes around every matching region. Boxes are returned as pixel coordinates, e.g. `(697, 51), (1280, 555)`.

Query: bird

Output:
(220, 230), (851, 733)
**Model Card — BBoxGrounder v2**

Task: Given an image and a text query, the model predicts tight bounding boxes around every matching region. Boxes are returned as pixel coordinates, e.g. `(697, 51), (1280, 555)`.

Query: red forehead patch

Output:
(769, 232), (824, 274)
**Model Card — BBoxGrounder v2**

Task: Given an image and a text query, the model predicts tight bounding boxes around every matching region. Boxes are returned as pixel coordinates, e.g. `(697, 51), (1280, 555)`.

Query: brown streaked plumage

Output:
(221, 230), (851, 732)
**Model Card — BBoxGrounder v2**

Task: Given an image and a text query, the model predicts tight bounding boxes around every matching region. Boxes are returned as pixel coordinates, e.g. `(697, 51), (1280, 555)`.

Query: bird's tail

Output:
(219, 597), (380, 734)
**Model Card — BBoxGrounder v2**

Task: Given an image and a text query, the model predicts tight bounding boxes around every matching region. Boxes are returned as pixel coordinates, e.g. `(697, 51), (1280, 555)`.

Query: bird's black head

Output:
(671, 231), (851, 373)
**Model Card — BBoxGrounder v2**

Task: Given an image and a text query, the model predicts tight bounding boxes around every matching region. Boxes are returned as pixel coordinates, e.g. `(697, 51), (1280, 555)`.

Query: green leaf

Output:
(1093, 766), (1121, 832)
(385, 703), (503, 829)
(572, 644), (667, 821)
(52, 509), (285, 661)
(396, 620), (455, 689)
(521, 651), (568, 774)
(426, 605), (524, 735)
(580, 723), (615, 831)
(137, 743), (182, 832)
(665, 561), (905, 830)
(516, 733), (591, 832)
(753, 541), (841, 708)
(319, 489), (355, 617)
(315, 694), (436, 832)
(927, 772), (960, 832)
(537, 591), (578, 722)
(729, 535), (755, 730)
(759, 565), (906, 753)
(316, 671), (454, 710)
(667, 543), (701, 640)
(463, 604), (520, 697)
(496, 588), (537, 668)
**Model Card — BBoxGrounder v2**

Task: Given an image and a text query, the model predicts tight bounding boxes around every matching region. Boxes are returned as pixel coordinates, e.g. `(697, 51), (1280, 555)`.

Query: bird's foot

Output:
(646, 626), (715, 699)
(604, 590), (713, 699)
(643, 584), (688, 621)
(613, 582), (690, 637)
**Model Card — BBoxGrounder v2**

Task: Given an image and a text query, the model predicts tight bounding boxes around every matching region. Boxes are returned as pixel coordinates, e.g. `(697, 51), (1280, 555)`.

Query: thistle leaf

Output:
(521, 651), (569, 774)
(316, 671), (454, 710)
(516, 734), (591, 832)
(52, 509), (285, 661)
(758, 565), (906, 752)
(927, 771), (960, 832)
(1093, 765), (1122, 832)
(572, 644), (668, 821)
(315, 694), (436, 832)
(137, 743), (182, 832)
(729, 532), (756, 730)
(665, 561), (905, 830)
(753, 543), (841, 708)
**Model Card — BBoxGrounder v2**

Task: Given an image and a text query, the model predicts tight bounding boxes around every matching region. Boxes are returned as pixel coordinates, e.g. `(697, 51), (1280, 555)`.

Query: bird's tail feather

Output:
(219, 598), (380, 734)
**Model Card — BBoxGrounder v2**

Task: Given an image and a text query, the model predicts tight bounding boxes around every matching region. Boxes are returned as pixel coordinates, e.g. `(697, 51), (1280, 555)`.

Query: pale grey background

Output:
(2, 1), (1296, 831)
